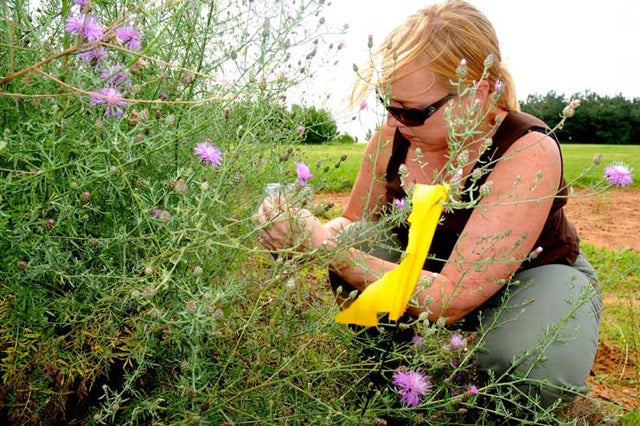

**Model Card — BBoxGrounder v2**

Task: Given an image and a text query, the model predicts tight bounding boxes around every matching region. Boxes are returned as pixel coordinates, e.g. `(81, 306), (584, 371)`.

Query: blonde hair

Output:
(353, 0), (519, 111)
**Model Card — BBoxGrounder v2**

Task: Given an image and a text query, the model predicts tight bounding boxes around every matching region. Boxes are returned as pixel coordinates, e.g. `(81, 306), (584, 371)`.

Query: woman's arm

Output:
(330, 131), (562, 324)
(323, 126), (395, 235)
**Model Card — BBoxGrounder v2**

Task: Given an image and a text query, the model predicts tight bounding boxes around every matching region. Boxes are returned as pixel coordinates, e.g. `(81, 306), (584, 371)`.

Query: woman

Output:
(256, 0), (601, 407)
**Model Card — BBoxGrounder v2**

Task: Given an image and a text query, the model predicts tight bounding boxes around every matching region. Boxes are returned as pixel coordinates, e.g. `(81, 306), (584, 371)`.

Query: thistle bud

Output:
(529, 246), (543, 260)
(479, 181), (493, 197)
(483, 54), (494, 69)
(592, 153), (603, 166)
(562, 99), (581, 118)
(456, 58), (468, 80)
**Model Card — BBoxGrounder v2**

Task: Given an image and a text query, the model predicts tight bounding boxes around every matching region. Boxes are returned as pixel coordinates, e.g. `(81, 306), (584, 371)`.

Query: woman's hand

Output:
(256, 196), (330, 252)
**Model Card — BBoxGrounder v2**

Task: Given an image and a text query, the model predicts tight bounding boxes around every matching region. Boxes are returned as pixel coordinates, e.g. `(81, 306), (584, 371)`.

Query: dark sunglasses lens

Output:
(388, 107), (424, 126)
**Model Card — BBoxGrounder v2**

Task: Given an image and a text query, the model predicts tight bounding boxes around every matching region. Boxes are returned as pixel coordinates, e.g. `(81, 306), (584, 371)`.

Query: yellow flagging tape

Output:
(335, 184), (449, 327)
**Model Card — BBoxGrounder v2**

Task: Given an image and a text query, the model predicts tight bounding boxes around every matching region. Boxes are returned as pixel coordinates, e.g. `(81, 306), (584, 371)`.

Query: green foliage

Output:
(521, 91), (640, 144)
(0, 0), (346, 423)
(291, 104), (338, 144)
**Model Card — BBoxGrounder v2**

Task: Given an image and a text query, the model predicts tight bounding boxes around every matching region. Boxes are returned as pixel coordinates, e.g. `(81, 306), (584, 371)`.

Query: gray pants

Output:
(330, 223), (602, 407)
(474, 252), (601, 406)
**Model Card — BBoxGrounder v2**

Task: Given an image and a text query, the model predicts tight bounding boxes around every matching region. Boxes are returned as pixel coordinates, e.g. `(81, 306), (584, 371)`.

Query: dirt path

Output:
(565, 188), (640, 253)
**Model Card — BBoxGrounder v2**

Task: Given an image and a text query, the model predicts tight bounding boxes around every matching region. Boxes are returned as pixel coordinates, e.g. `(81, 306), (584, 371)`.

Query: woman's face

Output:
(382, 62), (453, 150)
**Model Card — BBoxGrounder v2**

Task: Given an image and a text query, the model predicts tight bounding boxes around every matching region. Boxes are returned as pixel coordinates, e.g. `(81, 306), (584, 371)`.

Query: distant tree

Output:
(520, 91), (640, 144)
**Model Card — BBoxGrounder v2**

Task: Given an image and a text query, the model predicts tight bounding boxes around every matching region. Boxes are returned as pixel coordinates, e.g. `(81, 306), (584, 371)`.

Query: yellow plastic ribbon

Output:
(335, 184), (449, 327)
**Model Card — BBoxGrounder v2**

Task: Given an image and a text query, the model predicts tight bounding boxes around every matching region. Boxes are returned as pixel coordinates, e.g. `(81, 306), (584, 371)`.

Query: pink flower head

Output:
(367, 34), (373, 48)
(449, 332), (467, 349)
(392, 370), (431, 407)
(194, 142), (222, 168)
(467, 384), (478, 395)
(65, 14), (104, 42)
(89, 87), (127, 117)
(295, 162), (312, 185)
(393, 198), (405, 210)
(296, 125), (305, 134)
(115, 26), (142, 50)
(75, 0), (87, 6)
(337, 41), (345, 50)
(530, 246), (544, 259)
(604, 162), (633, 187)
(151, 208), (163, 218)
(359, 100), (368, 111)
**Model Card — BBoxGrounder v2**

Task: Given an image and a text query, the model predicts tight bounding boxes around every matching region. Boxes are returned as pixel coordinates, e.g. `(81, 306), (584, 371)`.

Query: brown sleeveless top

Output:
(384, 111), (580, 273)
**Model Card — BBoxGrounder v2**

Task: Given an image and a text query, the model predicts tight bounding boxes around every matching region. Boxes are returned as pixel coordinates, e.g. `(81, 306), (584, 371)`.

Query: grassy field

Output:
(302, 142), (639, 191)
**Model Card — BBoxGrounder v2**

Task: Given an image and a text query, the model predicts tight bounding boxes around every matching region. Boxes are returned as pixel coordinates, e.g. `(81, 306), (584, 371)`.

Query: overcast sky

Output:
(303, 0), (640, 139)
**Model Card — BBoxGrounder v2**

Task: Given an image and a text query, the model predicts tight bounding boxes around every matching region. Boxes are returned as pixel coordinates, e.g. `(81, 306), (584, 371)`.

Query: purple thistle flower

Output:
(77, 46), (108, 66)
(393, 197), (405, 210)
(337, 40), (345, 50)
(392, 370), (431, 407)
(89, 87), (127, 117)
(194, 142), (222, 168)
(467, 384), (479, 395)
(295, 162), (312, 186)
(604, 162), (633, 187)
(75, 0), (87, 6)
(449, 332), (467, 349)
(296, 125), (305, 134)
(65, 14), (104, 42)
(151, 208), (163, 218)
(115, 26), (142, 50)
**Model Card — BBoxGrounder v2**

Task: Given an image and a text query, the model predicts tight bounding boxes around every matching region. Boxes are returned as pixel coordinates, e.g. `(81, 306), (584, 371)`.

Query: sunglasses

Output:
(377, 91), (455, 127)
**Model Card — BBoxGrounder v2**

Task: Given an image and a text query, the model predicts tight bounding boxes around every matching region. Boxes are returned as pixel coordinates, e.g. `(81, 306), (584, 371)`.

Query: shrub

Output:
(0, 0), (343, 423)
(290, 104), (339, 144)
(334, 132), (358, 144)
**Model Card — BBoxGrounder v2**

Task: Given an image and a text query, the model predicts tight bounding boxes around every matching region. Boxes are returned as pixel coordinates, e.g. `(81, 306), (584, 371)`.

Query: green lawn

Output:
(561, 144), (639, 188)
(302, 142), (639, 191)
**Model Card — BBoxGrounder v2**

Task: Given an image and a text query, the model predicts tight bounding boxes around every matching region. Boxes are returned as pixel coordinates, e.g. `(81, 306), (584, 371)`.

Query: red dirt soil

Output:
(316, 188), (640, 415)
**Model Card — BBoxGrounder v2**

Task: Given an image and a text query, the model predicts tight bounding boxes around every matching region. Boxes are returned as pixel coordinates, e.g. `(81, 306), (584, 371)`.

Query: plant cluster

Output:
(0, 0), (349, 423)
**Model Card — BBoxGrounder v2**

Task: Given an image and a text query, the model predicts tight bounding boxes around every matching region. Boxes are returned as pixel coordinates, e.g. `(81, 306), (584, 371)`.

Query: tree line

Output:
(520, 91), (640, 144)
